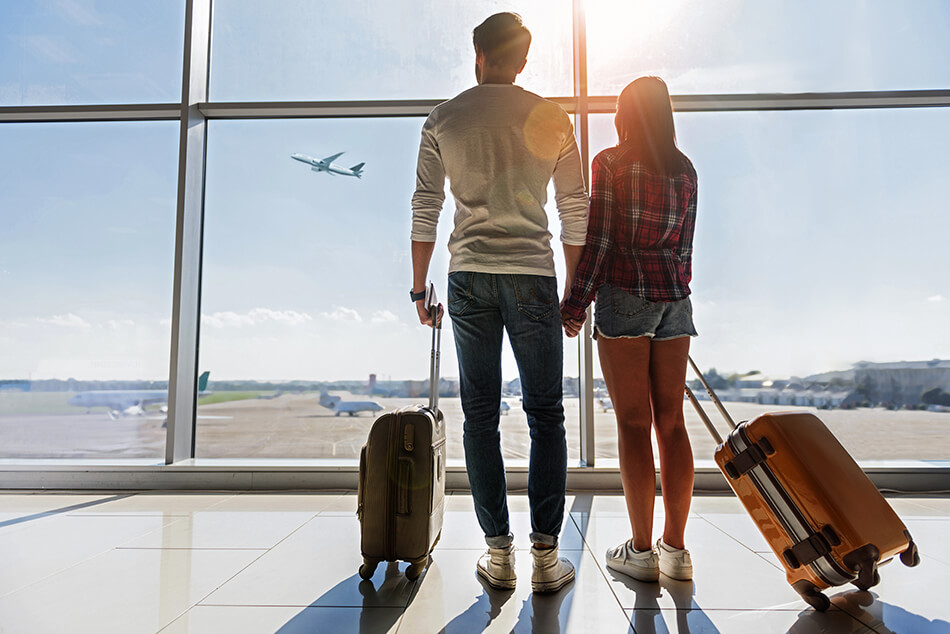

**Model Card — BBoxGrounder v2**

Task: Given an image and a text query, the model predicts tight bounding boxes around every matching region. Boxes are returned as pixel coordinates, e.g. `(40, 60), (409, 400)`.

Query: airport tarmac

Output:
(1, 392), (948, 462)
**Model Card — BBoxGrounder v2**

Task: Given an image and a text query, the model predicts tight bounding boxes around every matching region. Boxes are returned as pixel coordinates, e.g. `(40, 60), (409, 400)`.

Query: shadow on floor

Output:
(823, 589), (950, 634)
(275, 561), (413, 633)
(607, 571), (721, 634)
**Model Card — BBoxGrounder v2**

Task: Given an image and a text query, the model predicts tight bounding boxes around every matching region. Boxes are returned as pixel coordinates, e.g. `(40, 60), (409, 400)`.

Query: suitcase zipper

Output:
(386, 413), (399, 561)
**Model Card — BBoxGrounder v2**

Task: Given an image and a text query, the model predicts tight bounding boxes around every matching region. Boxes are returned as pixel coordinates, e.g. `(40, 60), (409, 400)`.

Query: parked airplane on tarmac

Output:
(291, 152), (365, 178)
(319, 392), (383, 416)
(68, 371), (212, 419)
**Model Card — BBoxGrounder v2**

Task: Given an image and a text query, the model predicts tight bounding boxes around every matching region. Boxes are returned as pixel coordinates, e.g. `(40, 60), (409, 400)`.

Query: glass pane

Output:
(198, 119), (580, 462)
(588, 108), (950, 462)
(0, 0), (185, 106)
(0, 122), (179, 460)
(210, 0), (573, 101)
(587, 0), (950, 95)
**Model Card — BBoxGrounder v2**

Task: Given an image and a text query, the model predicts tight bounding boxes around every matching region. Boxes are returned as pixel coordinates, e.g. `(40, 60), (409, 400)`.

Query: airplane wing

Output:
(321, 152), (344, 164)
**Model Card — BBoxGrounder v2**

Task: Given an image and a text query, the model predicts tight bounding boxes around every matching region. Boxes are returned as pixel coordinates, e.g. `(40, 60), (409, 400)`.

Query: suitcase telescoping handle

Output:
(684, 355), (737, 445)
(425, 282), (441, 413)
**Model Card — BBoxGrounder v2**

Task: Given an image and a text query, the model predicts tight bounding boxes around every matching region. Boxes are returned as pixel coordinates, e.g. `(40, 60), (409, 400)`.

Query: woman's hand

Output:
(560, 306), (586, 338)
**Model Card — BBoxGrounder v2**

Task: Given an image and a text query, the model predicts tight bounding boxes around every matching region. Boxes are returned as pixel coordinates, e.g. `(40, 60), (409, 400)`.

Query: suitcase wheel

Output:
(359, 558), (380, 580)
(793, 580), (831, 612)
(405, 557), (429, 581)
(852, 568), (880, 592)
(900, 541), (921, 568)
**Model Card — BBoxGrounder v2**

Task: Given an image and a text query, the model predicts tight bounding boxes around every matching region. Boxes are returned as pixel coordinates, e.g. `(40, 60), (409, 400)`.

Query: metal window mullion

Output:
(0, 104), (181, 123)
(166, 0), (212, 465)
(573, 0), (595, 468)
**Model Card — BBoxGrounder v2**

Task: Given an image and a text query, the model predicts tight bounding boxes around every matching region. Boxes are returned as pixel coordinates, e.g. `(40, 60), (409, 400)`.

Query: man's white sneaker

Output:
(605, 540), (659, 582)
(531, 545), (575, 593)
(476, 544), (517, 590)
(656, 538), (693, 580)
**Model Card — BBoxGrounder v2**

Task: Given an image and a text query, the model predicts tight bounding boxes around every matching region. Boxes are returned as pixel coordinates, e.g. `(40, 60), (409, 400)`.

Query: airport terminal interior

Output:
(2, 1), (949, 632)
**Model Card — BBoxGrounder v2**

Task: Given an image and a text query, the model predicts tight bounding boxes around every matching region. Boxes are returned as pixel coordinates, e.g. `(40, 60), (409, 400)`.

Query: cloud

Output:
(201, 308), (313, 328)
(104, 319), (135, 329)
(22, 36), (75, 64)
(371, 310), (399, 324)
(38, 313), (91, 328)
(927, 295), (946, 303)
(248, 308), (312, 325)
(55, 0), (104, 26)
(320, 306), (363, 322)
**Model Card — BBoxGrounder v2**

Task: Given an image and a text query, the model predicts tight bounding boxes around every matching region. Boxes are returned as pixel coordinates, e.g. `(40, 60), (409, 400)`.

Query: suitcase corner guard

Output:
(724, 436), (774, 479)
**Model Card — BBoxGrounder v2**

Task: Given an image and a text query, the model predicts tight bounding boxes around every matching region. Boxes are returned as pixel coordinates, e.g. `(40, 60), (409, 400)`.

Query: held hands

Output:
(560, 303), (586, 338)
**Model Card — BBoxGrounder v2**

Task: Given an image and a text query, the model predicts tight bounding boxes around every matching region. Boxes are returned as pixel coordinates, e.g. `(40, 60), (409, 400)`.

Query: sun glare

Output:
(585, 0), (689, 58)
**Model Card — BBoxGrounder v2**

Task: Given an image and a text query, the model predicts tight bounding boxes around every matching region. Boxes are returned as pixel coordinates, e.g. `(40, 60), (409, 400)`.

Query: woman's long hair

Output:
(615, 76), (683, 176)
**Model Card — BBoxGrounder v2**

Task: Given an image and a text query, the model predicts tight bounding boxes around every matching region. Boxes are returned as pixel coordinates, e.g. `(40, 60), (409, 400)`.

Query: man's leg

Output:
(500, 274), (566, 545)
(448, 272), (510, 546)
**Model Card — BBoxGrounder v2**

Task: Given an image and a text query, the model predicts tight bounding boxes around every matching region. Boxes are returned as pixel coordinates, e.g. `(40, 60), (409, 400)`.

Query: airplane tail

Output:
(350, 162), (365, 177)
(198, 371), (210, 392)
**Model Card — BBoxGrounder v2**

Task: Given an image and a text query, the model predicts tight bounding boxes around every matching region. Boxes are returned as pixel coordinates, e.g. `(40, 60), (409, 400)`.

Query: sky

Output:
(1, 0), (949, 382)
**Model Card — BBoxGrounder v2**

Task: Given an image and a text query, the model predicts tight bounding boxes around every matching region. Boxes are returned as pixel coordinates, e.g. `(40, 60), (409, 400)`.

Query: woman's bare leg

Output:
(598, 336), (655, 551)
(649, 337), (693, 550)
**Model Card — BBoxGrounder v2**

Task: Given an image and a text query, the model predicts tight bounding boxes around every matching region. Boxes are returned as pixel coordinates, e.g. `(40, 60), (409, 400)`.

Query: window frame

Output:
(0, 0), (947, 490)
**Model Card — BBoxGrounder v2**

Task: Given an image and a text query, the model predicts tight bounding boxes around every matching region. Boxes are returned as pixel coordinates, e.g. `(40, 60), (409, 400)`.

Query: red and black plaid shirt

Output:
(562, 144), (697, 321)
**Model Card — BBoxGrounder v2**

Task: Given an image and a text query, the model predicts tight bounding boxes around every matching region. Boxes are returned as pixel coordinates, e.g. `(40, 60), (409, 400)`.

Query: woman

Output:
(561, 76), (697, 582)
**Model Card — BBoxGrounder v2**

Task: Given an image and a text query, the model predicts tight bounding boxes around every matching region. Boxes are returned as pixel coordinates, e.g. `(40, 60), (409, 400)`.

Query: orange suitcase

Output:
(686, 357), (920, 610)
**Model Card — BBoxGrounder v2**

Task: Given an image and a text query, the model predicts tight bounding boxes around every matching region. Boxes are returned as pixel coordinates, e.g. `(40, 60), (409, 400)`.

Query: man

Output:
(410, 12), (588, 593)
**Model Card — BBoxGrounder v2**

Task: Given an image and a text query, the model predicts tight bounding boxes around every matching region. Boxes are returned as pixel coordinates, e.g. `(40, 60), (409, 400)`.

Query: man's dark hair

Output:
(473, 13), (531, 72)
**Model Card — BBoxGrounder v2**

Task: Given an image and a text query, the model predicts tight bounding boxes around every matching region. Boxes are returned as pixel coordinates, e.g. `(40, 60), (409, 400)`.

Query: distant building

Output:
(0, 380), (30, 392)
(852, 360), (950, 407)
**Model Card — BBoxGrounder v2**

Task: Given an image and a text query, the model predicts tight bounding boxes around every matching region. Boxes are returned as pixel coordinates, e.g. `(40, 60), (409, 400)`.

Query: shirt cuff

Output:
(410, 230), (438, 242)
(561, 296), (588, 321)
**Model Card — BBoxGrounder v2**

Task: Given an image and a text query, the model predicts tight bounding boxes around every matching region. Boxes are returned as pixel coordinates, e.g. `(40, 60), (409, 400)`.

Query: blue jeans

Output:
(447, 271), (567, 548)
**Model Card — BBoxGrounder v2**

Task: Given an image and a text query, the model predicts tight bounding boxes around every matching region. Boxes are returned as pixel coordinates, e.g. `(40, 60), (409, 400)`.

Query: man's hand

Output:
(416, 300), (444, 328)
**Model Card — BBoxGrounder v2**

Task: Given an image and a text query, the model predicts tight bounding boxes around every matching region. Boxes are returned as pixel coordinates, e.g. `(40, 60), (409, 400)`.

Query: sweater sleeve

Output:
(562, 152), (613, 320)
(551, 116), (589, 246)
(410, 116), (445, 242)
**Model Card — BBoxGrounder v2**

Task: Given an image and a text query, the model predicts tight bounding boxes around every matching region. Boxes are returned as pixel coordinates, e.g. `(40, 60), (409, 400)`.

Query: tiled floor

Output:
(0, 492), (948, 633)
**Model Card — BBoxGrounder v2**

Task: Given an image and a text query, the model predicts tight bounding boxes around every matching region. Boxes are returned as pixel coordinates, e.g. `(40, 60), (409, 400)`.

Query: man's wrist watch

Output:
(409, 289), (426, 302)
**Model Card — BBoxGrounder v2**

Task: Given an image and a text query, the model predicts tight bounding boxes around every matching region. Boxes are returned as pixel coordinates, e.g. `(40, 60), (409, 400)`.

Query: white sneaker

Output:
(531, 545), (575, 593)
(477, 544), (517, 590)
(605, 539), (659, 582)
(656, 538), (693, 580)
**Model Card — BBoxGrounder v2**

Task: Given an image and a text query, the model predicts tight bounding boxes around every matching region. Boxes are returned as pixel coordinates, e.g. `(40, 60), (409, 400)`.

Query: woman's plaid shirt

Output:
(562, 144), (697, 321)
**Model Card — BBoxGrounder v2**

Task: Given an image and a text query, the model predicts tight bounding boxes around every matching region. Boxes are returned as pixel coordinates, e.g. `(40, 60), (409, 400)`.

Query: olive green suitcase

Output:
(357, 284), (446, 580)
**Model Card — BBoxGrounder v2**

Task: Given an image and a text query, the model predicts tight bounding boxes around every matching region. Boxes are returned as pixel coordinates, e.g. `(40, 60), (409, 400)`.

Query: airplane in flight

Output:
(291, 152), (365, 178)
(319, 392), (383, 416)
(68, 371), (212, 419)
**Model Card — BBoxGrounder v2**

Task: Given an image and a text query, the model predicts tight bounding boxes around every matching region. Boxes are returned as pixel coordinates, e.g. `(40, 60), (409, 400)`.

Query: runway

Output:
(1, 391), (948, 461)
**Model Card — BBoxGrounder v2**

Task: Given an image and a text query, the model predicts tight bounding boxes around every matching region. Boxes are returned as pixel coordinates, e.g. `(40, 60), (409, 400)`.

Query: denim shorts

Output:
(593, 284), (698, 340)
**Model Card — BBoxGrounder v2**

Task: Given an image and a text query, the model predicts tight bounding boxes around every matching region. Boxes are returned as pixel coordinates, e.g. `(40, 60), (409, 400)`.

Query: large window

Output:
(197, 119), (580, 461)
(210, 0), (573, 101)
(2, 0), (948, 471)
(0, 122), (179, 460)
(589, 109), (950, 462)
(586, 0), (950, 95)
(0, 0), (185, 105)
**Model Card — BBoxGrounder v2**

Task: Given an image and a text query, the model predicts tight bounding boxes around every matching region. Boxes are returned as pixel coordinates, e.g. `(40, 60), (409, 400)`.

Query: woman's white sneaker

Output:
(656, 538), (692, 580)
(605, 540), (659, 582)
